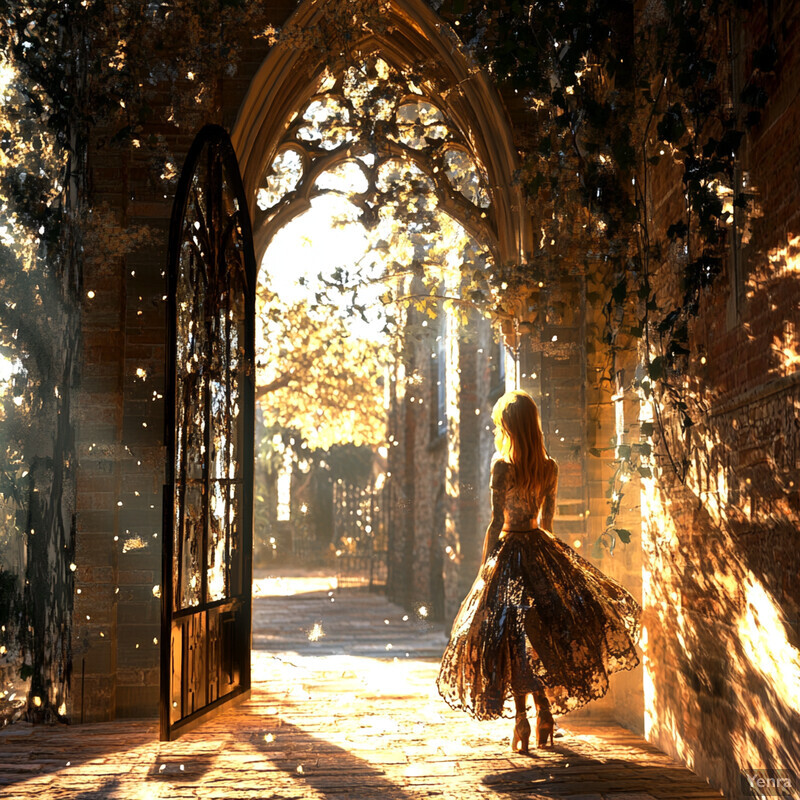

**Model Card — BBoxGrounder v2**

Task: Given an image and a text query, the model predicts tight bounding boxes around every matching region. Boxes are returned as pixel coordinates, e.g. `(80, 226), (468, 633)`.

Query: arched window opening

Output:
(230, 0), (527, 598)
(253, 53), (496, 438)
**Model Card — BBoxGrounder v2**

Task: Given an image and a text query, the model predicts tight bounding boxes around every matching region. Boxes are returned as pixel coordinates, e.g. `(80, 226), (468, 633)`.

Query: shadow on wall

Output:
(643, 233), (800, 796)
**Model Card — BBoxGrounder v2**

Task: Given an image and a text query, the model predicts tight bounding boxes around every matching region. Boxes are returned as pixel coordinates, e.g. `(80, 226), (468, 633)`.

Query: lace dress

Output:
(436, 458), (641, 720)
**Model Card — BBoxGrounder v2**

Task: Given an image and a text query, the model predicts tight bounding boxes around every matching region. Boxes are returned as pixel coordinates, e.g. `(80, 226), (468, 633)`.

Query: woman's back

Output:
(491, 457), (558, 531)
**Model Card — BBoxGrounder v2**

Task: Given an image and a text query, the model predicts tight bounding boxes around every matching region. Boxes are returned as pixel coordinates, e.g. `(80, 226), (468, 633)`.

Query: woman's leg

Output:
(532, 689), (554, 747)
(511, 694), (531, 753)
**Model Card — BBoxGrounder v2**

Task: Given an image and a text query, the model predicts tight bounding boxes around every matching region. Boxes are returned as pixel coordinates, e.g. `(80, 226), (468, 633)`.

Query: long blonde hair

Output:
(492, 390), (549, 506)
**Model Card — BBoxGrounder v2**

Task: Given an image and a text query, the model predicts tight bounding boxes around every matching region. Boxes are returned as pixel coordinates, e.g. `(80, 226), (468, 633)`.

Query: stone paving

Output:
(0, 571), (727, 799)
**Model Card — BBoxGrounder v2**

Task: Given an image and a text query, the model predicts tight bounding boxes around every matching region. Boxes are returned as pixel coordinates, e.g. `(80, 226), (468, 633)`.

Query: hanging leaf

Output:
(666, 221), (688, 239)
(611, 278), (627, 305)
(647, 356), (665, 380)
(657, 104), (686, 144)
(752, 40), (778, 73)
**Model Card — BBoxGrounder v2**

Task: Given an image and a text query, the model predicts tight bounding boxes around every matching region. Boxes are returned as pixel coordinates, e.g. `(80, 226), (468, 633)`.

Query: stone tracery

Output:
(254, 55), (494, 266)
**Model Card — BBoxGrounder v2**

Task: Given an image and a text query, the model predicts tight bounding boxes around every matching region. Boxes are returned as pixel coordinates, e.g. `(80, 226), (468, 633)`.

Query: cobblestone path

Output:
(0, 572), (726, 799)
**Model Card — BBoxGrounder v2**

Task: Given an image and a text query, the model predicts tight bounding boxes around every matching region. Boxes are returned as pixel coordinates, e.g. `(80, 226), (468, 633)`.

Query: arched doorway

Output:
(162, 0), (527, 740)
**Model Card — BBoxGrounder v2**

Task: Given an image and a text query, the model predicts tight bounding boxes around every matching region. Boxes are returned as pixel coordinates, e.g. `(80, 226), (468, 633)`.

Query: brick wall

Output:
(71, 10), (287, 722)
(516, 274), (645, 730)
(73, 130), (179, 721)
(639, 2), (800, 795)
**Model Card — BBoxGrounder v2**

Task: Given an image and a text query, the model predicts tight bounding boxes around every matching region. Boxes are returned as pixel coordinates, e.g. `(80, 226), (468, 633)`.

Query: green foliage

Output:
(257, 281), (389, 450)
(256, 51), (496, 335)
(441, 0), (776, 552)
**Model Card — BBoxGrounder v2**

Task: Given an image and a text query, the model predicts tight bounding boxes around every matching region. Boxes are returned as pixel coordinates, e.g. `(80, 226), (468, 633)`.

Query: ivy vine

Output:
(440, 0), (777, 552)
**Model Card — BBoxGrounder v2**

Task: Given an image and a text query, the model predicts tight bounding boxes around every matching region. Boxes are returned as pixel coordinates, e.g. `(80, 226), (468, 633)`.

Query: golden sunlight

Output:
(771, 322), (800, 376)
(263, 194), (368, 306)
(736, 578), (800, 711)
(0, 354), (17, 384)
(0, 59), (15, 100)
(767, 233), (800, 275)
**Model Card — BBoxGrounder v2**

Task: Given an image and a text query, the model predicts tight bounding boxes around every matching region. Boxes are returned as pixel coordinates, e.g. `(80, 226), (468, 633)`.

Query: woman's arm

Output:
(481, 460), (508, 564)
(540, 460), (559, 531)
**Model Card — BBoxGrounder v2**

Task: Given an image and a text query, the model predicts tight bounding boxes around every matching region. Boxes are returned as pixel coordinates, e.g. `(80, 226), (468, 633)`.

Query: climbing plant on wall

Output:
(439, 0), (776, 551)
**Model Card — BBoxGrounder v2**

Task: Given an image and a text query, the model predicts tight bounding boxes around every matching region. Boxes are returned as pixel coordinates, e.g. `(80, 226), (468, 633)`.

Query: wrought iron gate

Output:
(161, 125), (255, 741)
(333, 480), (389, 590)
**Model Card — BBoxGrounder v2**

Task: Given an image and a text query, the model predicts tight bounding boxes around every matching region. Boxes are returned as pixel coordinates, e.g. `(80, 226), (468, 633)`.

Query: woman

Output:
(436, 390), (641, 753)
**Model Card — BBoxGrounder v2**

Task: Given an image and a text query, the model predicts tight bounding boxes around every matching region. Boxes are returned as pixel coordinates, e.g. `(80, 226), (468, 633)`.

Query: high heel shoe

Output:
(511, 712), (531, 754)
(536, 706), (555, 747)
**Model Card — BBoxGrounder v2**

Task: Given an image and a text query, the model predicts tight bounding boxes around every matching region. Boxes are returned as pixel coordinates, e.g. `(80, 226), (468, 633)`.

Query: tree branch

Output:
(255, 374), (293, 399)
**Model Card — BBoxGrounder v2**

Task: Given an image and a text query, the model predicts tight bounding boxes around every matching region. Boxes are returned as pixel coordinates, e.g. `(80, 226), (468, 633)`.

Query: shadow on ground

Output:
(482, 742), (715, 798)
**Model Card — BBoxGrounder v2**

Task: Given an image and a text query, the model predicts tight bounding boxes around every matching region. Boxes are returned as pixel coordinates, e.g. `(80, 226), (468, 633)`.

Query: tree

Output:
(256, 280), (389, 450)
(251, 51), (503, 448)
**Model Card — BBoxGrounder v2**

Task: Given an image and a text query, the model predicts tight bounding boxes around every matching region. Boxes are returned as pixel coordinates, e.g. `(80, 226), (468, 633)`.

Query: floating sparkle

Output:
(307, 622), (325, 642)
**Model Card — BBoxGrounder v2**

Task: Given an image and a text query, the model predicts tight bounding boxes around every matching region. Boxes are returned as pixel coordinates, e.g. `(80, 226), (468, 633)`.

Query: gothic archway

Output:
(231, 0), (530, 267)
(229, 0), (525, 642)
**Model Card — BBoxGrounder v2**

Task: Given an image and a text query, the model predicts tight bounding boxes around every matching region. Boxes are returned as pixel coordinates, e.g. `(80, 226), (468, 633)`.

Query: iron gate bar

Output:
(170, 595), (244, 621)
(161, 124), (256, 741)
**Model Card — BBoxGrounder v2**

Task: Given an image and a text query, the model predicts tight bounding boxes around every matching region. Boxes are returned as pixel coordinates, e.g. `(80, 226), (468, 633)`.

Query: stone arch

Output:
(230, 0), (530, 267)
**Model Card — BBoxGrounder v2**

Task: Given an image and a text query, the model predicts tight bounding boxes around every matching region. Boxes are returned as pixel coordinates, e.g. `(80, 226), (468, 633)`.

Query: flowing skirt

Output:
(436, 530), (641, 720)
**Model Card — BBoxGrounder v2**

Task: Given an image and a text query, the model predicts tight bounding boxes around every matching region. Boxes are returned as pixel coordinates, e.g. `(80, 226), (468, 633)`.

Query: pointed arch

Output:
(230, 0), (531, 267)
